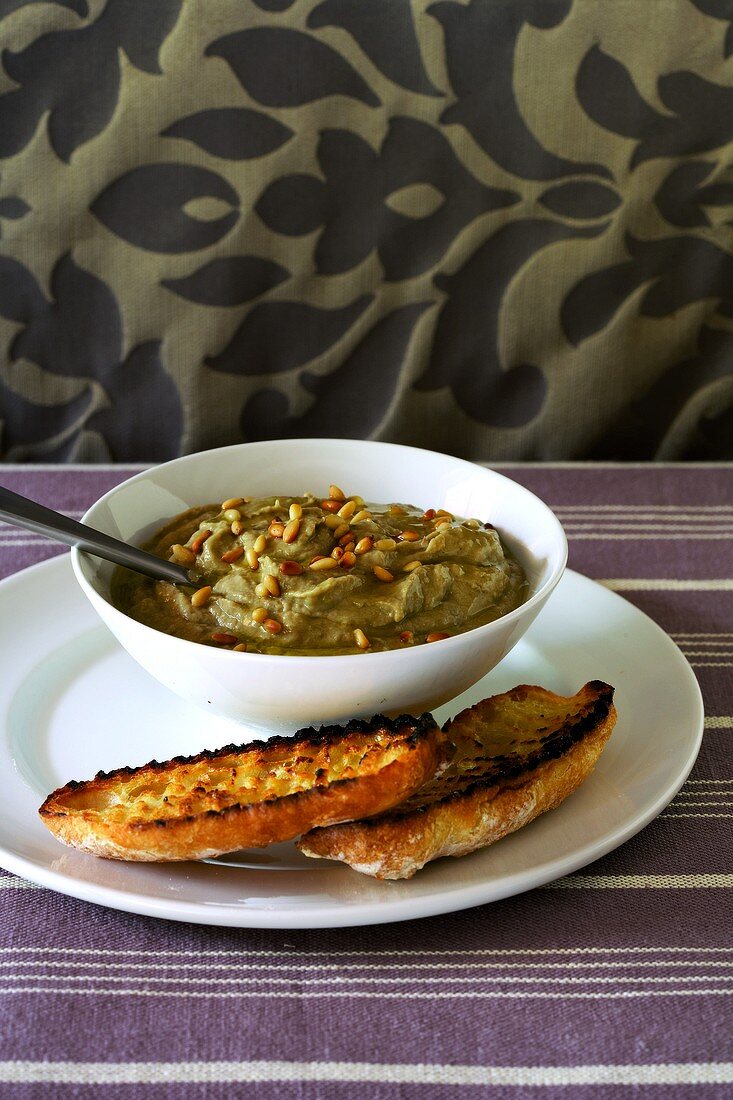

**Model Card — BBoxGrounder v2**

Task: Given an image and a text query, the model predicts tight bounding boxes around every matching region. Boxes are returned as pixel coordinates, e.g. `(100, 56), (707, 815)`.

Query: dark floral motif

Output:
(251, 0), (296, 11)
(9, 254), (122, 375)
(206, 27), (380, 108)
(91, 164), (239, 253)
(240, 301), (433, 441)
(0, 177), (31, 236)
(0, 254), (182, 460)
(2, 0), (732, 462)
(589, 326), (733, 459)
(0, 369), (96, 458)
(576, 45), (733, 168)
(307, 0), (442, 97)
(654, 161), (733, 228)
(0, 255), (46, 323)
(161, 256), (289, 307)
(87, 340), (183, 461)
(256, 118), (518, 280)
(162, 108), (293, 160)
(690, 0), (733, 58)
(416, 220), (607, 428)
(561, 234), (733, 348)
(538, 181), (621, 221)
(0, 0), (182, 161)
(690, 401), (733, 459)
(0, 0), (87, 17)
(430, 0), (610, 181)
(207, 296), (373, 377)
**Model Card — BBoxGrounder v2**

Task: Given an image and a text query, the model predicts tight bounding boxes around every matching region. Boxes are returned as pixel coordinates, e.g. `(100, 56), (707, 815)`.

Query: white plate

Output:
(0, 556), (702, 928)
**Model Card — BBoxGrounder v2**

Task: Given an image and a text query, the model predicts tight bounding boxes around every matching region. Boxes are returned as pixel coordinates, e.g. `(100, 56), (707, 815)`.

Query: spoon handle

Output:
(0, 485), (194, 586)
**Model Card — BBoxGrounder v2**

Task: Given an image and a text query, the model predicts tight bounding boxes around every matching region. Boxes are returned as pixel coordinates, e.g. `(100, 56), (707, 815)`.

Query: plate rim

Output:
(0, 555), (704, 928)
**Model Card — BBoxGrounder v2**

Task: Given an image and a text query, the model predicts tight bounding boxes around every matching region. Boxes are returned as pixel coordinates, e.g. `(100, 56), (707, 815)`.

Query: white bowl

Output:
(72, 440), (567, 739)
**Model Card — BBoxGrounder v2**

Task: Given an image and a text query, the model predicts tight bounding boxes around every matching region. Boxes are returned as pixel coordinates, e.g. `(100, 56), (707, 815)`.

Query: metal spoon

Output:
(0, 485), (197, 586)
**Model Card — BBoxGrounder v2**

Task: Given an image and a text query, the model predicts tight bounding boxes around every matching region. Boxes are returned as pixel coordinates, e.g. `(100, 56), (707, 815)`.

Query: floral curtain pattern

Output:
(0, 0), (731, 461)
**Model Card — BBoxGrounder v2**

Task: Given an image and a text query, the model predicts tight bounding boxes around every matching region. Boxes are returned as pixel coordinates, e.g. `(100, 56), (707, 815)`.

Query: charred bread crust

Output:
(38, 712), (445, 862)
(400, 680), (615, 814)
(297, 682), (616, 879)
(55, 712), (437, 788)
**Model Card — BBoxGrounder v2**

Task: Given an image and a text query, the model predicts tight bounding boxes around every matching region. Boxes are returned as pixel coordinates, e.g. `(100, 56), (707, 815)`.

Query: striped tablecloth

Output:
(0, 462), (731, 1097)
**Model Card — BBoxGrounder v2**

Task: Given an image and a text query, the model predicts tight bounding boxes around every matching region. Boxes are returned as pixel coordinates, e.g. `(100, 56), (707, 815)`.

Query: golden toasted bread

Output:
(39, 714), (445, 862)
(297, 682), (616, 879)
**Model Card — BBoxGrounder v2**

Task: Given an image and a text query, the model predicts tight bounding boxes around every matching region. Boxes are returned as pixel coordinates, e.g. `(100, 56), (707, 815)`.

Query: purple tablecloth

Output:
(0, 462), (731, 1097)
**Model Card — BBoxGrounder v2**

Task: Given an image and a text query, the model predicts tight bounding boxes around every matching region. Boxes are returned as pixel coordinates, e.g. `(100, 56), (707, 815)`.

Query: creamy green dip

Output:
(113, 492), (527, 655)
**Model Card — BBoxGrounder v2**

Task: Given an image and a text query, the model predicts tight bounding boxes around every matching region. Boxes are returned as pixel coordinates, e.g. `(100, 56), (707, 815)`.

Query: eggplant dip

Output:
(113, 487), (527, 655)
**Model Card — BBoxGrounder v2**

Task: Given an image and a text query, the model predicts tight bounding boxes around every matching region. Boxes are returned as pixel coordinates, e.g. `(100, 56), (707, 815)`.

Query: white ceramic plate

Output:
(0, 556), (702, 928)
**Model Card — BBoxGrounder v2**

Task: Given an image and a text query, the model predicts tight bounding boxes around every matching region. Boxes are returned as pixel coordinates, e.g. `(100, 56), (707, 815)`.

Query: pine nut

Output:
(351, 509), (371, 524)
(223, 508), (241, 522)
(255, 582), (268, 598)
(170, 544), (196, 566)
(321, 499), (341, 513)
(191, 585), (212, 608)
(222, 497), (244, 511)
(329, 485), (346, 501)
(283, 518), (301, 544)
(221, 546), (244, 564)
(324, 514), (343, 529)
(399, 631), (414, 644)
(354, 628), (370, 650)
(466, 518), (481, 528)
(436, 509), (453, 519)
(354, 536), (373, 555)
(403, 560), (422, 572)
(389, 504), (406, 515)
(331, 546), (344, 560)
(263, 573), (280, 597)
(280, 560), (303, 576)
(246, 548), (259, 570)
(426, 632), (450, 643)
(269, 521), (285, 538)
(373, 566), (393, 582)
(310, 557), (338, 571)
(340, 551), (356, 568)
(399, 529), (420, 542)
(434, 517), (451, 528)
(233, 642), (248, 652)
(231, 520), (245, 536)
(190, 530), (211, 555)
(289, 502), (303, 521)
(339, 532), (355, 546)
(342, 541), (355, 553)
(374, 538), (396, 552)
(212, 632), (238, 645)
(253, 534), (267, 554)
(264, 618), (282, 634)
(333, 522), (350, 539)
(422, 509), (436, 520)
(337, 500), (356, 520)
(252, 607), (267, 623)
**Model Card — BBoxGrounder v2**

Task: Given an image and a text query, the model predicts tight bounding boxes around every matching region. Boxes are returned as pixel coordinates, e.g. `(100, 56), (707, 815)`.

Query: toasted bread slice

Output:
(297, 682), (616, 879)
(39, 714), (445, 862)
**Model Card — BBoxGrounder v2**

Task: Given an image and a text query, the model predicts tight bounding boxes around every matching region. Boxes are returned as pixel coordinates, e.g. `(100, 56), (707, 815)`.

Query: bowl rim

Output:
(71, 439), (568, 665)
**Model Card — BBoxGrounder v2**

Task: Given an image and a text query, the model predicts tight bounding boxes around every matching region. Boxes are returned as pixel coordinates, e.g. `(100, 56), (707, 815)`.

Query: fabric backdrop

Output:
(0, 0), (732, 462)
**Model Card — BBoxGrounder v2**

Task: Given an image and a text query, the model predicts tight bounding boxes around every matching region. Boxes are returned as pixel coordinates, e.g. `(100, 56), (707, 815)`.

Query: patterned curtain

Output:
(0, 0), (731, 462)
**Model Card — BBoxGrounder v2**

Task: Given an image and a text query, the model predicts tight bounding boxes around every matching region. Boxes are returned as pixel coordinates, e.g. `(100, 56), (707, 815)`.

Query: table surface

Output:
(0, 462), (731, 1097)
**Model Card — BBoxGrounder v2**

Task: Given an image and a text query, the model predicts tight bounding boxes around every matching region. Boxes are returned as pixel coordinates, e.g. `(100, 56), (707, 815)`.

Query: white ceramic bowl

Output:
(72, 440), (567, 738)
